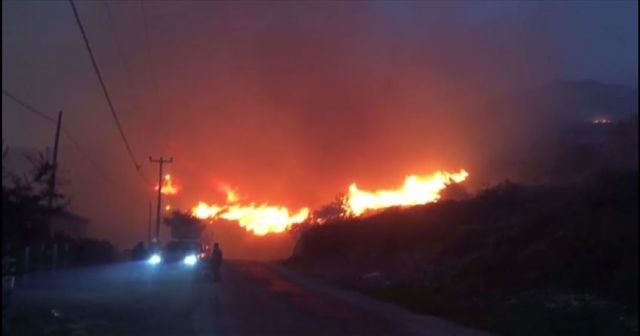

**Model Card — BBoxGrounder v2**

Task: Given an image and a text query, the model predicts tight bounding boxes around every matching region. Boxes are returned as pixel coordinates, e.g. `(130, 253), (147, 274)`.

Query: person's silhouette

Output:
(211, 243), (223, 282)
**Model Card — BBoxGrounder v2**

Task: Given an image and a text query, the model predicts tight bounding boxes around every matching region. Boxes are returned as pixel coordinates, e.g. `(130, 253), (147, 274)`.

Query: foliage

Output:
(289, 171), (638, 335)
(163, 210), (205, 240)
(311, 193), (351, 224)
(2, 149), (68, 248)
(288, 194), (351, 240)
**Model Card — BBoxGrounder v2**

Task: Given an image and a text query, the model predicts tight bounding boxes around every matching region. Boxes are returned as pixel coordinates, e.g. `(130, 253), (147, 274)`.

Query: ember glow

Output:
(345, 170), (469, 216)
(155, 174), (178, 195)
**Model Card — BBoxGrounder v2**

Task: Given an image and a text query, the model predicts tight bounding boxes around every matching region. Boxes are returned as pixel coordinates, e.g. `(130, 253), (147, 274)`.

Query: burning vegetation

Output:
(345, 169), (468, 216)
(287, 171), (639, 335)
(186, 169), (468, 236)
(193, 200), (310, 236)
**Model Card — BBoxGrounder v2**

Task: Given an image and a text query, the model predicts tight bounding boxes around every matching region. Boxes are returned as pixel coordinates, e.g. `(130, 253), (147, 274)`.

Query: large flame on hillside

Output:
(219, 205), (309, 235)
(345, 169), (469, 216)
(189, 169), (468, 235)
(191, 187), (310, 235)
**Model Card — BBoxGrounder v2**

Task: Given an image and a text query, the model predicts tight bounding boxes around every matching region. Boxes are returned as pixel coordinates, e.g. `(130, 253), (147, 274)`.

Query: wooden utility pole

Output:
(49, 111), (63, 209)
(147, 201), (152, 245)
(149, 156), (172, 243)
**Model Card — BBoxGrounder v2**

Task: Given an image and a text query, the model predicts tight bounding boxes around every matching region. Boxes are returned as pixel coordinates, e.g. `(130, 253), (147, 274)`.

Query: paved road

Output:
(7, 261), (487, 336)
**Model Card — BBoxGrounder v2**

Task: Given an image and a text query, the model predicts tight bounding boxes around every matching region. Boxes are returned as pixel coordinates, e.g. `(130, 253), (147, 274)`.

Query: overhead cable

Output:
(68, 0), (146, 181)
(3, 89), (119, 187)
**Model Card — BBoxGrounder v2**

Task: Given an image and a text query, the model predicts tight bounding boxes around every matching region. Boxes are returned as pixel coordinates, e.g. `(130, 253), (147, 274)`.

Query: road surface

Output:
(6, 260), (487, 336)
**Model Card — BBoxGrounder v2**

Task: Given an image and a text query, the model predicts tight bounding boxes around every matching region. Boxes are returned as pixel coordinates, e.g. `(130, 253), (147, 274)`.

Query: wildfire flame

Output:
(193, 202), (223, 219)
(156, 174), (178, 195)
(221, 185), (240, 203)
(192, 188), (310, 235)
(220, 205), (309, 235)
(189, 169), (468, 235)
(345, 169), (469, 216)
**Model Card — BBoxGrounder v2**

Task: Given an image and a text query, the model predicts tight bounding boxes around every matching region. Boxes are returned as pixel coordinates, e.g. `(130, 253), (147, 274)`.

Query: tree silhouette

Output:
(2, 148), (68, 247)
(310, 193), (351, 224)
(163, 210), (205, 240)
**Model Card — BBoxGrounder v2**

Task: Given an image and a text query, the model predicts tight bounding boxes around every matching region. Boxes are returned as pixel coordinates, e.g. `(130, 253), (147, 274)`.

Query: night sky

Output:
(2, 1), (637, 254)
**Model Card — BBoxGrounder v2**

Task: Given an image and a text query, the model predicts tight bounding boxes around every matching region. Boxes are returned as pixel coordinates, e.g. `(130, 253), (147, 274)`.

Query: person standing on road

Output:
(3, 255), (16, 335)
(211, 243), (223, 282)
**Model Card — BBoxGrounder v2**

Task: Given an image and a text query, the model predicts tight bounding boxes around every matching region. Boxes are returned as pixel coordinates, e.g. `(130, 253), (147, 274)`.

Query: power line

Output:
(102, 0), (141, 114)
(2, 89), (57, 123)
(68, 0), (146, 181)
(60, 128), (119, 186)
(2, 89), (120, 188)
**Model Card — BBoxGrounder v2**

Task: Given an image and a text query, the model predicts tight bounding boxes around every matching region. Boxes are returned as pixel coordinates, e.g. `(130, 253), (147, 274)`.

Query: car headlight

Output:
(148, 253), (162, 265)
(183, 254), (197, 266)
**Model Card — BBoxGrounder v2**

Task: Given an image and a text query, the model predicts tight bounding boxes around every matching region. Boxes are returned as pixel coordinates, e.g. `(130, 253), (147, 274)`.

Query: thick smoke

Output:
(2, 1), (637, 257)
(127, 1), (560, 200)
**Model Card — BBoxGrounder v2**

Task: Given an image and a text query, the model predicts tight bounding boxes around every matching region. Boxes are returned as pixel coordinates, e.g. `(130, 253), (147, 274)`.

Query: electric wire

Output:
(102, 1), (141, 115)
(3, 89), (120, 188)
(68, 0), (148, 183)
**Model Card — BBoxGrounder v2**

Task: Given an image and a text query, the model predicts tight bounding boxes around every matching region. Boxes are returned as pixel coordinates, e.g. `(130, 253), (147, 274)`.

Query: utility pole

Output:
(48, 111), (63, 210)
(147, 201), (152, 245)
(149, 156), (172, 243)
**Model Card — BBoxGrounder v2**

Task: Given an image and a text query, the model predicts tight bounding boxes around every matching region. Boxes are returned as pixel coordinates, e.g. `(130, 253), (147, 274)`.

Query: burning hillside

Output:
(193, 201), (310, 236)
(187, 169), (469, 235)
(345, 170), (468, 216)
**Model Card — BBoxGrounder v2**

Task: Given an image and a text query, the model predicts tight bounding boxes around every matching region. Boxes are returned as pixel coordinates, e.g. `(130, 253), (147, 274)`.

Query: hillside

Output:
(478, 80), (638, 186)
(287, 171), (638, 335)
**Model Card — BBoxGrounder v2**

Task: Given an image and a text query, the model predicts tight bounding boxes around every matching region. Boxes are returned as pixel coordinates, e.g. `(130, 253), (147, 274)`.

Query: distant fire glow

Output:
(345, 170), (469, 216)
(189, 169), (468, 235)
(155, 174), (178, 195)
(592, 117), (612, 124)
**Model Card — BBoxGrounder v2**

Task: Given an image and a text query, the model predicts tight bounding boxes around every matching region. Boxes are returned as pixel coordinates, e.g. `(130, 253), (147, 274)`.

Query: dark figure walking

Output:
(211, 243), (223, 282)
